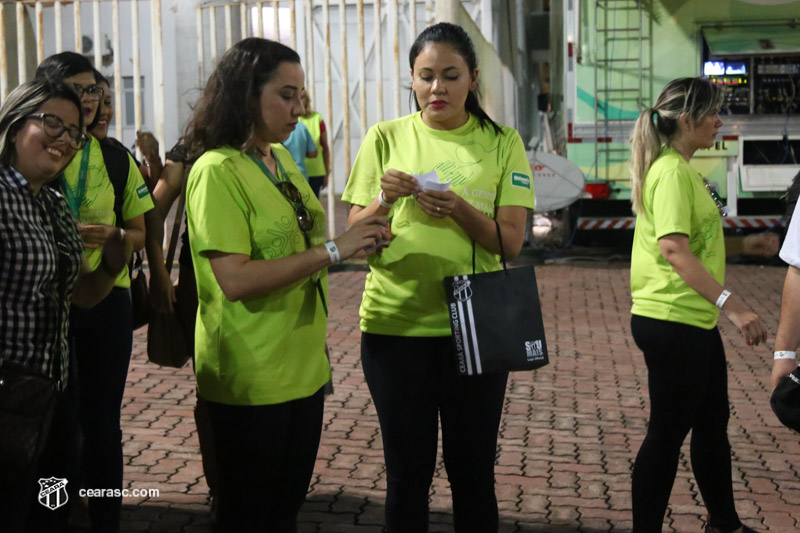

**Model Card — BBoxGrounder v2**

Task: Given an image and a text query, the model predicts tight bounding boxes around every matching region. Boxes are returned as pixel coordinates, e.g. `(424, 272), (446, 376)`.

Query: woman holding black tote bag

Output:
(342, 23), (534, 533)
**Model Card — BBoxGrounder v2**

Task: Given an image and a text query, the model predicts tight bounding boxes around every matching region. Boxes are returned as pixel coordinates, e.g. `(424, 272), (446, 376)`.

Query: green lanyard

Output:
(247, 150), (290, 187)
(246, 150), (328, 317)
(61, 143), (91, 218)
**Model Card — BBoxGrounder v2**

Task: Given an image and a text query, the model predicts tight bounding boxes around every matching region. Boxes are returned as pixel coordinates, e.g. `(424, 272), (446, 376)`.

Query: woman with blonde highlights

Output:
(628, 77), (765, 533)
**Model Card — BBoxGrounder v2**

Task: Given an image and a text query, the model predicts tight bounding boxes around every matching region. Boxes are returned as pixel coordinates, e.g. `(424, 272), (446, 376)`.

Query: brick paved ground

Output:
(116, 258), (800, 533)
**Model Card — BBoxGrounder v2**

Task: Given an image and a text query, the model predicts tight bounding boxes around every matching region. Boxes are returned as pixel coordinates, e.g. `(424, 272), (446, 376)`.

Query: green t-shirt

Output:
(630, 146), (725, 329)
(62, 136), (153, 288)
(299, 112), (326, 177)
(342, 112), (535, 336)
(186, 145), (332, 406)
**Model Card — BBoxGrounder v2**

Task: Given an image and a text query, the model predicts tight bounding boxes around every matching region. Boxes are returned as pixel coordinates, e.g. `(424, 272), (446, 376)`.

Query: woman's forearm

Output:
(450, 201), (527, 260)
(208, 246), (333, 302)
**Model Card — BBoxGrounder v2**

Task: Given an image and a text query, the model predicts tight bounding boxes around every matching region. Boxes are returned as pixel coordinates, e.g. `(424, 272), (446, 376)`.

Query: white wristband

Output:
(774, 351), (797, 360)
(324, 240), (341, 264)
(715, 289), (731, 309)
(378, 190), (394, 209)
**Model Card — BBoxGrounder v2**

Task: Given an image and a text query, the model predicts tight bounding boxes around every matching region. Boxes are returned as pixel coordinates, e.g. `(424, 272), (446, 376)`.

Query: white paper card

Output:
(412, 169), (451, 192)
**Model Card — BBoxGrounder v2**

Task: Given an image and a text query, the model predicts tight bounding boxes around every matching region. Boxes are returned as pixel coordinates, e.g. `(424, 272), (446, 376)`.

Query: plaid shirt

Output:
(0, 164), (83, 386)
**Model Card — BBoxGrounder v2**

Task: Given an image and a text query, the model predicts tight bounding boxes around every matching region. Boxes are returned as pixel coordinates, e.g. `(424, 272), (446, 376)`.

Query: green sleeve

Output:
(496, 129), (535, 209)
(343, 125), (384, 206)
(121, 153), (154, 221)
(651, 169), (694, 240)
(187, 160), (253, 257)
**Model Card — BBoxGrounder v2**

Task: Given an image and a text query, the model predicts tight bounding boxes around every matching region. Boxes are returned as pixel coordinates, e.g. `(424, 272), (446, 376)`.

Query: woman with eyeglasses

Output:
(183, 38), (389, 532)
(628, 77), (766, 533)
(34, 52), (154, 533)
(0, 79), (131, 533)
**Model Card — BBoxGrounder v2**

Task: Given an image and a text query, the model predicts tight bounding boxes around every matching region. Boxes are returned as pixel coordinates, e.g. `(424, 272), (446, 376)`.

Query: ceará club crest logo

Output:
(452, 278), (472, 302)
(38, 477), (69, 511)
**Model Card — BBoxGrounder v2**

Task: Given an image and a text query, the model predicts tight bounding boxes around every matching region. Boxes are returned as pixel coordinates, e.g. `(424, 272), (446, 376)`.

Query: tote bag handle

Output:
(472, 218), (507, 275)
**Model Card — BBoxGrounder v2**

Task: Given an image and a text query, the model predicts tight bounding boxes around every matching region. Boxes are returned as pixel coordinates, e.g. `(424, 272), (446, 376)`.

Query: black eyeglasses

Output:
(276, 181), (314, 233)
(26, 113), (89, 150)
(71, 83), (103, 101)
(703, 178), (729, 218)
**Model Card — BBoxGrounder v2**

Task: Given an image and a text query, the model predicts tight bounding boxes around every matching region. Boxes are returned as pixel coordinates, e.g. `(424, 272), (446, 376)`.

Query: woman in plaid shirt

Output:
(0, 79), (131, 533)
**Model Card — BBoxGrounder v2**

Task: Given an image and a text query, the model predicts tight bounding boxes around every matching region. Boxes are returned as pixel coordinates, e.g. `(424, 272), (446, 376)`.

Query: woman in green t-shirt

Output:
(35, 52), (153, 532)
(344, 23), (534, 532)
(183, 38), (388, 532)
(628, 77), (767, 533)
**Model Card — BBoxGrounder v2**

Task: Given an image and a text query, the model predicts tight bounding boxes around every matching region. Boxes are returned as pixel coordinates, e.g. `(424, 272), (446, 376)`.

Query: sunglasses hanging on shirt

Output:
(703, 178), (730, 218)
(247, 150), (328, 316)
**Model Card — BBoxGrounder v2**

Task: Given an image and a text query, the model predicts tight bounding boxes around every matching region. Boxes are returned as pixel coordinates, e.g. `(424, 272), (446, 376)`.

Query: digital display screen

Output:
(725, 62), (747, 75)
(704, 61), (726, 76)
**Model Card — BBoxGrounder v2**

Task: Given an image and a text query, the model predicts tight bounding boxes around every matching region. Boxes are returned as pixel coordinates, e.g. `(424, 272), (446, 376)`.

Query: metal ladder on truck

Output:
(593, 0), (649, 181)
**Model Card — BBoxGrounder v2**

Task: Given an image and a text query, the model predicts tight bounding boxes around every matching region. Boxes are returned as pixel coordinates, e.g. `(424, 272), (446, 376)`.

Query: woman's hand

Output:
(722, 299), (768, 346)
(135, 131), (160, 161)
(380, 169), (420, 204)
(149, 263), (176, 313)
(79, 223), (117, 249)
(100, 228), (133, 276)
(417, 190), (461, 219)
(334, 216), (392, 260)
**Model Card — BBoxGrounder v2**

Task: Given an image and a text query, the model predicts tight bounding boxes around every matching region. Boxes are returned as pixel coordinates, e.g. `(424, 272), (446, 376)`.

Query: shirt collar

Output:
(0, 163), (29, 190)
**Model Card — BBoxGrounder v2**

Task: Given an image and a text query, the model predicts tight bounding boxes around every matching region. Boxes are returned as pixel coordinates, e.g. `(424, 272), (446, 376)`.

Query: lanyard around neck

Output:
(61, 142), (91, 218)
(247, 150), (290, 187)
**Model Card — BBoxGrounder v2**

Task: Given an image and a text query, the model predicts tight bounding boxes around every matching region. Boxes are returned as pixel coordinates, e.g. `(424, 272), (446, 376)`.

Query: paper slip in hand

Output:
(412, 169), (452, 192)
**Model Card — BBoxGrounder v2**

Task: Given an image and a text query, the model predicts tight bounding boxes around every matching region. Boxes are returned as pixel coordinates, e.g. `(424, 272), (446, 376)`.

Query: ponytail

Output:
(465, 90), (502, 135)
(628, 77), (723, 215)
(629, 108), (661, 215)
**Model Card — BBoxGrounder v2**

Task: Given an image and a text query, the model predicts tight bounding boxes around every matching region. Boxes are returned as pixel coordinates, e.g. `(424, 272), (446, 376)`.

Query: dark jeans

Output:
(308, 176), (324, 198)
(71, 287), (133, 533)
(361, 333), (509, 533)
(0, 355), (81, 533)
(205, 388), (325, 533)
(630, 315), (742, 533)
(25, 364), (81, 533)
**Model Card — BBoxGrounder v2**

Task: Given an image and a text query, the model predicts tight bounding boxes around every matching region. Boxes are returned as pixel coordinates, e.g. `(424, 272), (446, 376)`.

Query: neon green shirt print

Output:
(630, 147), (725, 329)
(343, 112), (534, 336)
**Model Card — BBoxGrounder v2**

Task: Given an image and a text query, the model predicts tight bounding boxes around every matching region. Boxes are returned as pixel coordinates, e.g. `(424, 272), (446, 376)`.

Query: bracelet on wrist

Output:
(715, 289), (732, 309)
(324, 240), (341, 265)
(378, 190), (394, 209)
(774, 351), (797, 360)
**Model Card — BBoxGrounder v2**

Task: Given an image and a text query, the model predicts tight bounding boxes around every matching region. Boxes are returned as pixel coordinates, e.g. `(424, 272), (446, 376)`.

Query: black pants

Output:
(308, 176), (324, 198)
(630, 315), (742, 533)
(71, 287), (133, 533)
(205, 388), (324, 533)
(361, 333), (508, 533)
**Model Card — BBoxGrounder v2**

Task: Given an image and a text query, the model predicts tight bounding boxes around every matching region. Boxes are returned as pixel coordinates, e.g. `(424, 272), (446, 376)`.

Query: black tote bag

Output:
(444, 220), (549, 376)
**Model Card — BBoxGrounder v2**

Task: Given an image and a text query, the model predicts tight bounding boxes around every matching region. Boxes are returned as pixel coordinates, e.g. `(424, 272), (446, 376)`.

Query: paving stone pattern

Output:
(119, 263), (800, 532)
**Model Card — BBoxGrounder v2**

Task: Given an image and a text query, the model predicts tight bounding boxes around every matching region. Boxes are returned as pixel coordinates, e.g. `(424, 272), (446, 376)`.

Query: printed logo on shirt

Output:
(136, 184), (149, 199)
(510, 172), (531, 190)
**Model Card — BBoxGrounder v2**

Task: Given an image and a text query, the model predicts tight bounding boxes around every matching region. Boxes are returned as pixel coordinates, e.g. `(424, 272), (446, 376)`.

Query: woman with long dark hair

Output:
(343, 22), (534, 532)
(35, 52), (153, 532)
(628, 77), (766, 533)
(183, 37), (389, 531)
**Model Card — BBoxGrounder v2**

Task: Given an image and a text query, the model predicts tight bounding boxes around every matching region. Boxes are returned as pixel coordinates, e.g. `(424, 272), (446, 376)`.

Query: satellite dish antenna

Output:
(82, 35), (93, 54)
(529, 151), (585, 213)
